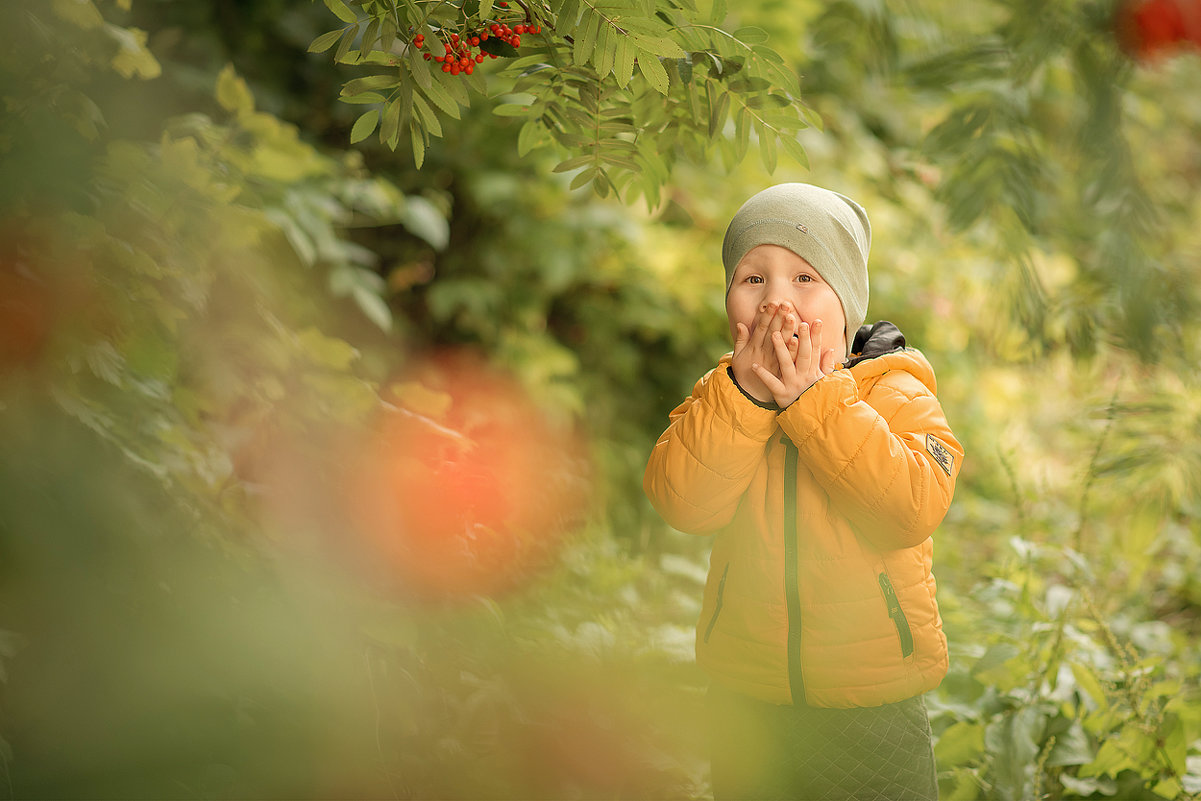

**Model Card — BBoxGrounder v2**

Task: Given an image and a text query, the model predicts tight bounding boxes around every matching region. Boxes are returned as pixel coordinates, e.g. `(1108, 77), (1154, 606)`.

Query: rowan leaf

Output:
(308, 29), (345, 54)
(423, 80), (462, 120)
(614, 36), (635, 88)
(380, 99), (402, 146)
(350, 109), (380, 143)
(410, 123), (426, 168)
(323, 0), (358, 24)
(575, 11), (601, 65)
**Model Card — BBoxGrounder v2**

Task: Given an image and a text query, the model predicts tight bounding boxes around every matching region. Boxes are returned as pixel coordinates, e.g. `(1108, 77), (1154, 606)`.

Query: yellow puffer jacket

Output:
(644, 342), (962, 709)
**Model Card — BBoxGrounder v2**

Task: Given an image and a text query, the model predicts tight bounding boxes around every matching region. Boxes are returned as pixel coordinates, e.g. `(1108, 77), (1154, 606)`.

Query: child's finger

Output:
(771, 331), (795, 377)
(794, 321), (813, 372)
(751, 362), (785, 394)
(809, 319), (824, 356)
(733, 322), (750, 355)
(750, 305), (775, 349)
(820, 348), (836, 375)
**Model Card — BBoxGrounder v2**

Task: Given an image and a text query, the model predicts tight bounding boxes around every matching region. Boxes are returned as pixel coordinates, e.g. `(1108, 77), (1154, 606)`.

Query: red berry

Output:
(470, 36), (480, 46)
(451, 32), (460, 43)
(491, 23), (501, 34)
(451, 64), (460, 74)
(512, 35), (521, 47)
(476, 53), (485, 63)
(533, 25), (541, 34)
(465, 63), (474, 75)
(442, 63), (451, 72)
(424, 52), (432, 60)
(480, 31), (489, 41)
(434, 54), (444, 61)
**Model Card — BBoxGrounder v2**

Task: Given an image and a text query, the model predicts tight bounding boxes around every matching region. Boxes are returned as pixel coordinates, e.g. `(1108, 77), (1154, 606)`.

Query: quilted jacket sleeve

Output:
(775, 362), (963, 551)
(643, 363), (779, 534)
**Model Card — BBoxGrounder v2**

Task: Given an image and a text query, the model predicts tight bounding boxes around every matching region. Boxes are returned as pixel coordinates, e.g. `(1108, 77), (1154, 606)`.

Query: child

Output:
(643, 183), (963, 801)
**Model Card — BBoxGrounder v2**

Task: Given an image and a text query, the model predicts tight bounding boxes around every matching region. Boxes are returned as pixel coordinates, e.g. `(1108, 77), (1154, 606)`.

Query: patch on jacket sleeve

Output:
(926, 434), (954, 476)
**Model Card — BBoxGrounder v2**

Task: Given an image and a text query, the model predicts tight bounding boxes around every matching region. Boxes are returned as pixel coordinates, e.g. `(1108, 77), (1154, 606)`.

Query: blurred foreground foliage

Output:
(1, 0), (1200, 799)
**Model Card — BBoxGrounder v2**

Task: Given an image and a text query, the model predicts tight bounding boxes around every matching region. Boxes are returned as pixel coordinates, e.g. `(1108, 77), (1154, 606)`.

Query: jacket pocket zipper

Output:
(878, 572), (915, 658)
(704, 563), (730, 644)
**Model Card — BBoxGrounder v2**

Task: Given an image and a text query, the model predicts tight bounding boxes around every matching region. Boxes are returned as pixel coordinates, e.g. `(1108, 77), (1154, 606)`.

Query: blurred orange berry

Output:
(346, 352), (590, 600)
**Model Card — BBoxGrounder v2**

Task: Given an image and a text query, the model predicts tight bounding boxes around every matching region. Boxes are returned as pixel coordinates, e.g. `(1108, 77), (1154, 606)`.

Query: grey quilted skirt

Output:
(708, 686), (938, 801)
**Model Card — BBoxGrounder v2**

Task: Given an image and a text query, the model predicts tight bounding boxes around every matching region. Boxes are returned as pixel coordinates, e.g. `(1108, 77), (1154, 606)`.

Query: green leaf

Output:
(553, 156), (595, 173)
(215, 64), (254, 117)
(411, 94), (442, 137)
(352, 284), (393, 331)
(628, 33), (687, 59)
(410, 123), (426, 168)
(1046, 720), (1094, 768)
(707, 79), (728, 137)
(334, 25), (359, 64)
(361, 18), (381, 60)
(575, 11), (601, 66)
(401, 196), (449, 249)
(594, 23), (616, 77)
(517, 119), (544, 156)
(407, 44), (433, 90)
(342, 75), (400, 95)
(934, 721), (985, 768)
(615, 36), (635, 88)
(675, 56), (693, 84)
(557, 0), (580, 31)
(342, 91), (387, 104)
(708, 0), (726, 24)
(323, 0), (358, 24)
(380, 100), (402, 147)
(493, 103), (534, 117)
(297, 327), (359, 370)
(308, 28), (345, 54)
(423, 80), (462, 120)
(350, 109), (380, 143)
(478, 0), (494, 19)
(1152, 778), (1182, 799)
(637, 51), (669, 95)
(569, 166), (598, 190)
(1070, 662), (1110, 710)
(733, 26), (768, 45)
(758, 123), (777, 173)
(780, 134), (809, 169)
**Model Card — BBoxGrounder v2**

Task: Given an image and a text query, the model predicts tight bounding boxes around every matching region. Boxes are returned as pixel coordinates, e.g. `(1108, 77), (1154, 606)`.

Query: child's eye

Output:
(747, 275), (764, 284)
(795, 274), (813, 283)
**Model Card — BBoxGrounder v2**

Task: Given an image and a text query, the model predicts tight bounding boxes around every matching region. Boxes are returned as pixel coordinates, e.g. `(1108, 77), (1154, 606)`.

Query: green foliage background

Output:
(1, 0), (1200, 798)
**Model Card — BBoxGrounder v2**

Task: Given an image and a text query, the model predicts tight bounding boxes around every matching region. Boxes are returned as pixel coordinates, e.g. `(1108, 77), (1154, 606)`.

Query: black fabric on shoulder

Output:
(845, 321), (907, 368)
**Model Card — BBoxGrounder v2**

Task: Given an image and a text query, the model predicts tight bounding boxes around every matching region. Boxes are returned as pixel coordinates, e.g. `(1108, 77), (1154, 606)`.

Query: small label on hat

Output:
(926, 434), (954, 476)
(795, 223), (808, 233)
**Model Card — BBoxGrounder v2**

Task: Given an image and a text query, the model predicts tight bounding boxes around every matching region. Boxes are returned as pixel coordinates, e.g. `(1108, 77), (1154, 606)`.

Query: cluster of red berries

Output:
(1116, 0), (1201, 61)
(410, 19), (544, 76)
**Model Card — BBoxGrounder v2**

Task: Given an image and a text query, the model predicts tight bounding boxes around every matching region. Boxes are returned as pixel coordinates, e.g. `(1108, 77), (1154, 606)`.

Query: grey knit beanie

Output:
(721, 183), (871, 352)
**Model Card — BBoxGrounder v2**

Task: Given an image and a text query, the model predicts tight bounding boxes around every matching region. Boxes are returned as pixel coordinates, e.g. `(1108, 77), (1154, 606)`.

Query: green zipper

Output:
(703, 563), (730, 643)
(878, 572), (915, 658)
(782, 436), (805, 704)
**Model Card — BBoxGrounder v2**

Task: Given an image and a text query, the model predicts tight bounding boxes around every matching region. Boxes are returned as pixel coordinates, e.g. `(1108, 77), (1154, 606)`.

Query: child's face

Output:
(726, 244), (848, 363)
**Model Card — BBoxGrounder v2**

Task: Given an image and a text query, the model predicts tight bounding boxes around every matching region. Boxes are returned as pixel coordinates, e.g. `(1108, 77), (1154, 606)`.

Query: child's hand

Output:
(731, 302), (801, 403)
(751, 318), (838, 408)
